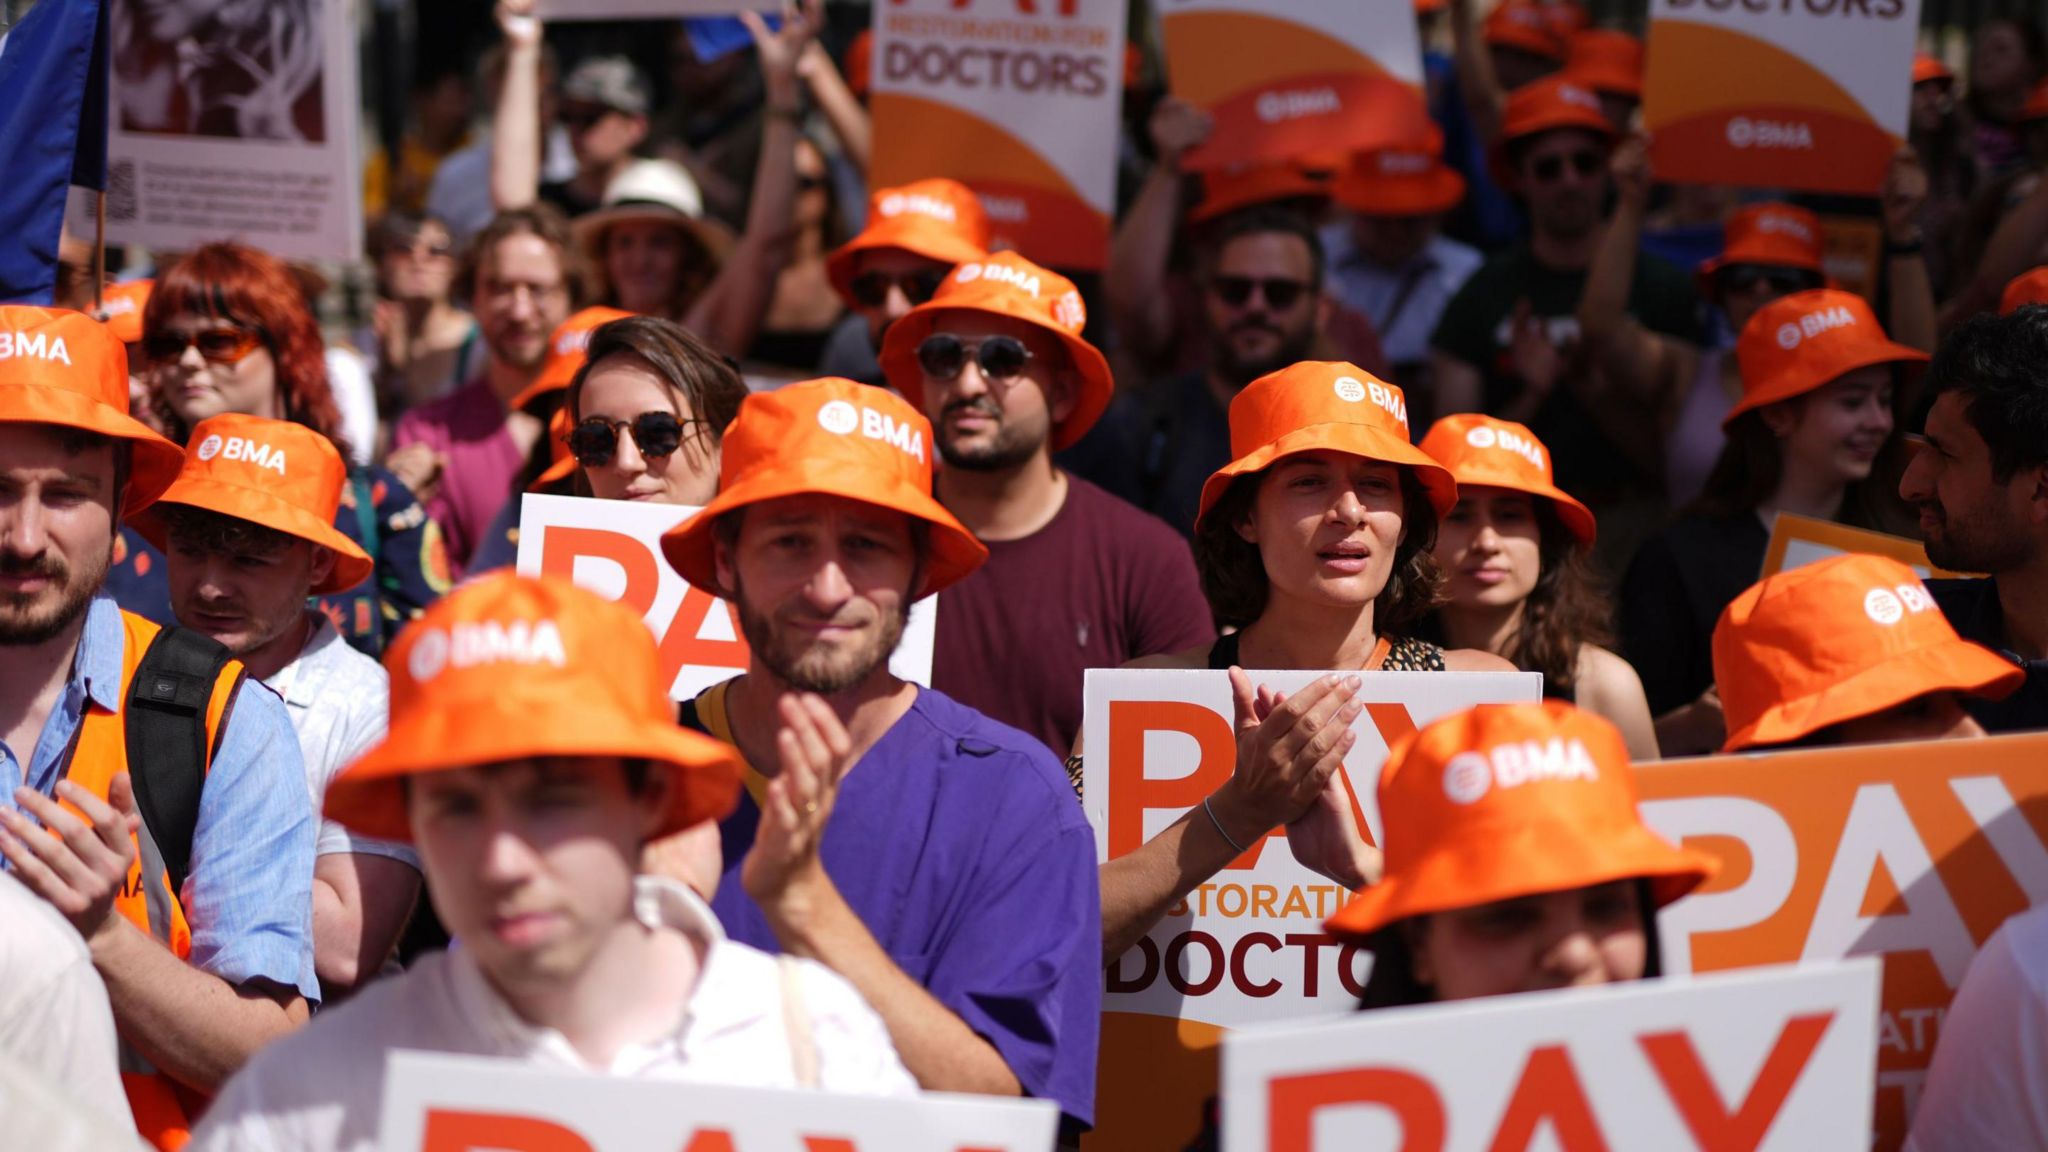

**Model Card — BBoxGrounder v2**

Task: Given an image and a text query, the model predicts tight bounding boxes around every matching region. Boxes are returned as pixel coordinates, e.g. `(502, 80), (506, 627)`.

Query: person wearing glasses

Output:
(363, 214), (482, 418)
(1430, 77), (1698, 574)
(561, 316), (751, 507)
(819, 178), (992, 387)
(877, 253), (1211, 761)
(117, 242), (449, 659)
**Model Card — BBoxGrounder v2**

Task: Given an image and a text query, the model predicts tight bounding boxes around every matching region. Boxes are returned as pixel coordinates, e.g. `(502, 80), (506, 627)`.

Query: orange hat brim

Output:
(1443, 464), (1596, 545)
(326, 695), (744, 843)
(132, 473), (376, 595)
(660, 454), (988, 599)
(1721, 636), (2025, 752)
(826, 220), (989, 305)
(1332, 166), (1467, 218)
(1725, 338), (1928, 428)
(877, 304), (1115, 453)
(1197, 421), (1459, 530)
(1326, 807), (1717, 939)
(0, 383), (186, 518)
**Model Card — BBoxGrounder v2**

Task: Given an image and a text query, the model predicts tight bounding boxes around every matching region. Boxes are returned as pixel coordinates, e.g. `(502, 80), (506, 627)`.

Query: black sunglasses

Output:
(1718, 264), (1822, 298)
(1209, 276), (1311, 310)
(1529, 150), (1603, 183)
(915, 333), (1034, 381)
(849, 268), (946, 309)
(566, 411), (702, 466)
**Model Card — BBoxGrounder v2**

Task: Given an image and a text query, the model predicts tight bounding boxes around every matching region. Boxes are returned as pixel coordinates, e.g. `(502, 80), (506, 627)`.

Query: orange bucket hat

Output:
(1196, 362), (1457, 528)
(1498, 75), (1613, 148)
(827, 179), (993, 306)
(1696, 202), (1825, 297)
(1913, 53), (1954, 87)
(1327, 701), (1717, 940)
(325, 573), (743, 843)
(1332, 132), (1466, 218)
(0, 305), (183, 516)
(509, 306), (635, 414)
(659, 378), (988, 596)
(1727, 289), (1926, 427)
(2000, 267), (2048, 314)
(1419, 414), (1595, 544)
(134, 414), (375, 595)
(1564, 29), (1642, 100)
(1714, 554), (2022, 752)
(878, 252), (1114, 451)
(1186, 160), (1334, 225)
(845, 29), (873, 99)
(1484, 0), (1567, 61)
(95, 280), (154, 346)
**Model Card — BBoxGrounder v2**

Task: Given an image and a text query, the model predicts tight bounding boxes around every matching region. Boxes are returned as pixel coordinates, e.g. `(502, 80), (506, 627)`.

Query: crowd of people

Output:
(7, 0), (2048, 1149)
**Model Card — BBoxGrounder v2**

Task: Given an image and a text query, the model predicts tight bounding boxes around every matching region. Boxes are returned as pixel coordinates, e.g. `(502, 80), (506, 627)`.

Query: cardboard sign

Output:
(536, 0), (777, 17)
(1220, 959), (1882, 1151)
(513, 493), (936, 700)
(1081, 668), (1543, 1151)
(378, 1052), (1059, 1152)
(870, 0), (1127, 270)
(1636, 732), (2048, 1150)
(106, 0), (363, 260)
(1160, 0), (1427, 172)
(1759, 512), (1965, 581)
(1643, 0), (1922, 195)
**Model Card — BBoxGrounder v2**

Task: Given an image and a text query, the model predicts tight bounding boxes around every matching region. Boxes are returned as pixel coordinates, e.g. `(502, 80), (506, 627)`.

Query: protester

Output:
(1911, 53), (1977, 298)
(125, 242), (449, 656)
(1714, 554), (2019, 752)
(1622, 289), (1925, 755)
(564, 315), (750, 504)
(1907, 903), (2048, 1151)
(820, 178), (992, 385)
(880, 252), (1212, 759)
(390, 207), (577, 576)
(93, 278), (153, 412)
(1967, 16), (2047, 180)
(0, 306), (317, 1150)
(1902, 308), (2048, 732)
(752, 135), (850, 372)
(1417, 414), (1656, 757)
(1326, 701), (1716, 1006)
(364, 214), (481, 417)
(189, 575), (918, 1152)
(1097, 362), (1515, 966)
(0, 869), (133, 1128)
(660, 380), (1101, 1134)
(139, 415), (422, 995)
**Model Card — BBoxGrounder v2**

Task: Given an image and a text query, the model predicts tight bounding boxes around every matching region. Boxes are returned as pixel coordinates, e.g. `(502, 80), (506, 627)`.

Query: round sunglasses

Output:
(914, 333), (1035, 382)
(566, 411), (705, 467)
(849, 268), (946, 309)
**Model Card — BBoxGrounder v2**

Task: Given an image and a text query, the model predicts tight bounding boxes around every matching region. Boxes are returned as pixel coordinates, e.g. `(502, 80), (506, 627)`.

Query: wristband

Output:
(1203, 795), (1249, 855)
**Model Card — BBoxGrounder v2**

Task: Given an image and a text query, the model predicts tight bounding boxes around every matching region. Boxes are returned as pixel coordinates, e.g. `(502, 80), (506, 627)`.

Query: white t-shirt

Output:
(189, 878), (917, 1152)
(0, 871), (133, 1132)
(262, 616), (415, 866)
(323, 347), (377, 468)
(1905, 904), (2048, 1151)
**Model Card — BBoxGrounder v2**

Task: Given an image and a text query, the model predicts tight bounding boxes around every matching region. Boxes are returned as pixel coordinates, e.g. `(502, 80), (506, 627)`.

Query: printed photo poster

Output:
(1643, 0), (1922, 195)
(1759, 511), (1968, 580)
(1221, 959), (1882, 1151)
(514, 493), (937, 700)
(1160, 0), (1430, 171)
(870, 0), (1127, 270)
(105, 0), (361, 261)
(1080, 668), (1543, 1152)
(1635, 731), (2048, 1150)
(380, 1052), (1060, 1152)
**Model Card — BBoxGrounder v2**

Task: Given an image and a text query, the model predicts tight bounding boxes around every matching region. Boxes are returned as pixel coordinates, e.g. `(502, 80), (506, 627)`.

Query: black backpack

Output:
(122, 626), (242, 899)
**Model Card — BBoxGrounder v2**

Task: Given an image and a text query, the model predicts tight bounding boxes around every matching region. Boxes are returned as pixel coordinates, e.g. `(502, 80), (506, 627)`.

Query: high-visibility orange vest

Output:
(58, 610), (242, 1152)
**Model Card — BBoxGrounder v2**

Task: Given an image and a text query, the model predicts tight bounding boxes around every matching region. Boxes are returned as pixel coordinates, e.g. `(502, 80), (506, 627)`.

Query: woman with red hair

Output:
(105, 242), (451, 656)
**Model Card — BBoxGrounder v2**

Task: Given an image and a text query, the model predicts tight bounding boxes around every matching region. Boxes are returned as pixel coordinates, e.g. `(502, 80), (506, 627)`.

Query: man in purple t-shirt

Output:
(390, 207), (576, 574)
(878, 251), (1214, 761)
(661, 378), (1101, 1137)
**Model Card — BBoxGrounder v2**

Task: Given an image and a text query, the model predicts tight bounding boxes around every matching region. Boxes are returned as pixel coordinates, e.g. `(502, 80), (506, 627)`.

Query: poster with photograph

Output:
(105, 0), (361, 260)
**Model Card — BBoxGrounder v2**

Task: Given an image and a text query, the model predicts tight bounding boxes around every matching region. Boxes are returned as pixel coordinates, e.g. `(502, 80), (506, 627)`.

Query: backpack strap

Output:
(125, 627), (240, 899)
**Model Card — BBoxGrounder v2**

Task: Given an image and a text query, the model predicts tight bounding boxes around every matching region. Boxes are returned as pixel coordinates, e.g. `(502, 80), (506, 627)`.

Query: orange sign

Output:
(1643, 0), (1921, 195)
(1635, 731), (2048, 1150)
(1760, 511), (1967, 581)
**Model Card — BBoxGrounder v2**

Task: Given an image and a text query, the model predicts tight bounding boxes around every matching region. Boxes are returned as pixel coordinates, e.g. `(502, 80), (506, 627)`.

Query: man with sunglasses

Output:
(819, 179), (992, 386)
(877, 253), (1211, 759)
(660, 379), (1102, 1137)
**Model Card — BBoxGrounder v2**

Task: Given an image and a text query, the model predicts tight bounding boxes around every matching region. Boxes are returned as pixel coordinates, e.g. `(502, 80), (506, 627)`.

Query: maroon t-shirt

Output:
(933, 475), (1215, 759)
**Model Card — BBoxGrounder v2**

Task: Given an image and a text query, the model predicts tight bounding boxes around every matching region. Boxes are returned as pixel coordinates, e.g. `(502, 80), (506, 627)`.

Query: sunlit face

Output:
(1764, 366), (1894, 489)
(475, 234), (572, 372)
(0, 426), (117, 647)
(1829, 691), (1986, 747)
(1900, 391), (2042, 574)
(917, 312), (1071, 473)
(1433, 487), (1543, 611)
(411, 757), (667, 998)
(1407, 880), (1648, 1001)
(715, 494), (921, 696)
(164, 520), (332, 664)
(604, 221), (691, 316)
(1240, 450), (1407, 613)
(147, 313), (281, 432)
(575, 351), (718, 505)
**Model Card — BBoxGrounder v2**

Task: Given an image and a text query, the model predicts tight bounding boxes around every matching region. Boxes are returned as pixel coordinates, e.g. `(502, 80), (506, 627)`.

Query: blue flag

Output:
(0, 0), (109, 305)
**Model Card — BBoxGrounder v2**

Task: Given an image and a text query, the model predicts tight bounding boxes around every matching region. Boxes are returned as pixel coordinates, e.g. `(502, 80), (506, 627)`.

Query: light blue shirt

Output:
(0, 595), (319, 1005)
(1320, 223), (1485, 369)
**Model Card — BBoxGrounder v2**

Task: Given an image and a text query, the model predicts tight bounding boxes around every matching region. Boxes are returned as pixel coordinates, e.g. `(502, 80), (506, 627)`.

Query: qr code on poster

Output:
(106, 160), (137, 223)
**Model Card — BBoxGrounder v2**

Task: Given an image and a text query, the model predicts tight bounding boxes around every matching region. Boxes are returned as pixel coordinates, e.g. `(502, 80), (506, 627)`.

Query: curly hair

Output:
(143, 241), (345, 453)
(1418, 501), (1612, 693)
(1193, 467), (1445, 633)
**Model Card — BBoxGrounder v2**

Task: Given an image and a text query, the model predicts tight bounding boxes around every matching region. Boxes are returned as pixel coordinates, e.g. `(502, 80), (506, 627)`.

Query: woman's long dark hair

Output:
(1686, 406), (1915, 535)
(1418, 501), (1612, 694)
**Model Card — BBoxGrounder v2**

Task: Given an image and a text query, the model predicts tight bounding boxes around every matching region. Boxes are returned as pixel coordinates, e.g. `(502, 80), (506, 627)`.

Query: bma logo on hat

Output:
(954, 262), (1041, 297)
(0, 330), (72, 365)
(1864, 582), (1934, 625)
(817, 399), (927, 463)
(204, 435), (288, 475)
(878, 192), (954, 223)
(1378, 151), (1432, 176)
(1051, 291), (1086, 331)
(1758, 212), (1815, 244)
(1780, 305), (1858, 349)
(1333, 376), (1368, 403)
(1444, 739), (1599, 804)
(817, 400), (860, 435)
(196, 434), (225, 461)
(1442, 752), (1493, 805)
(409, 619), (569, 683)
(1469, 424), (1546, 470)
(1558, 83), (1602, 113)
